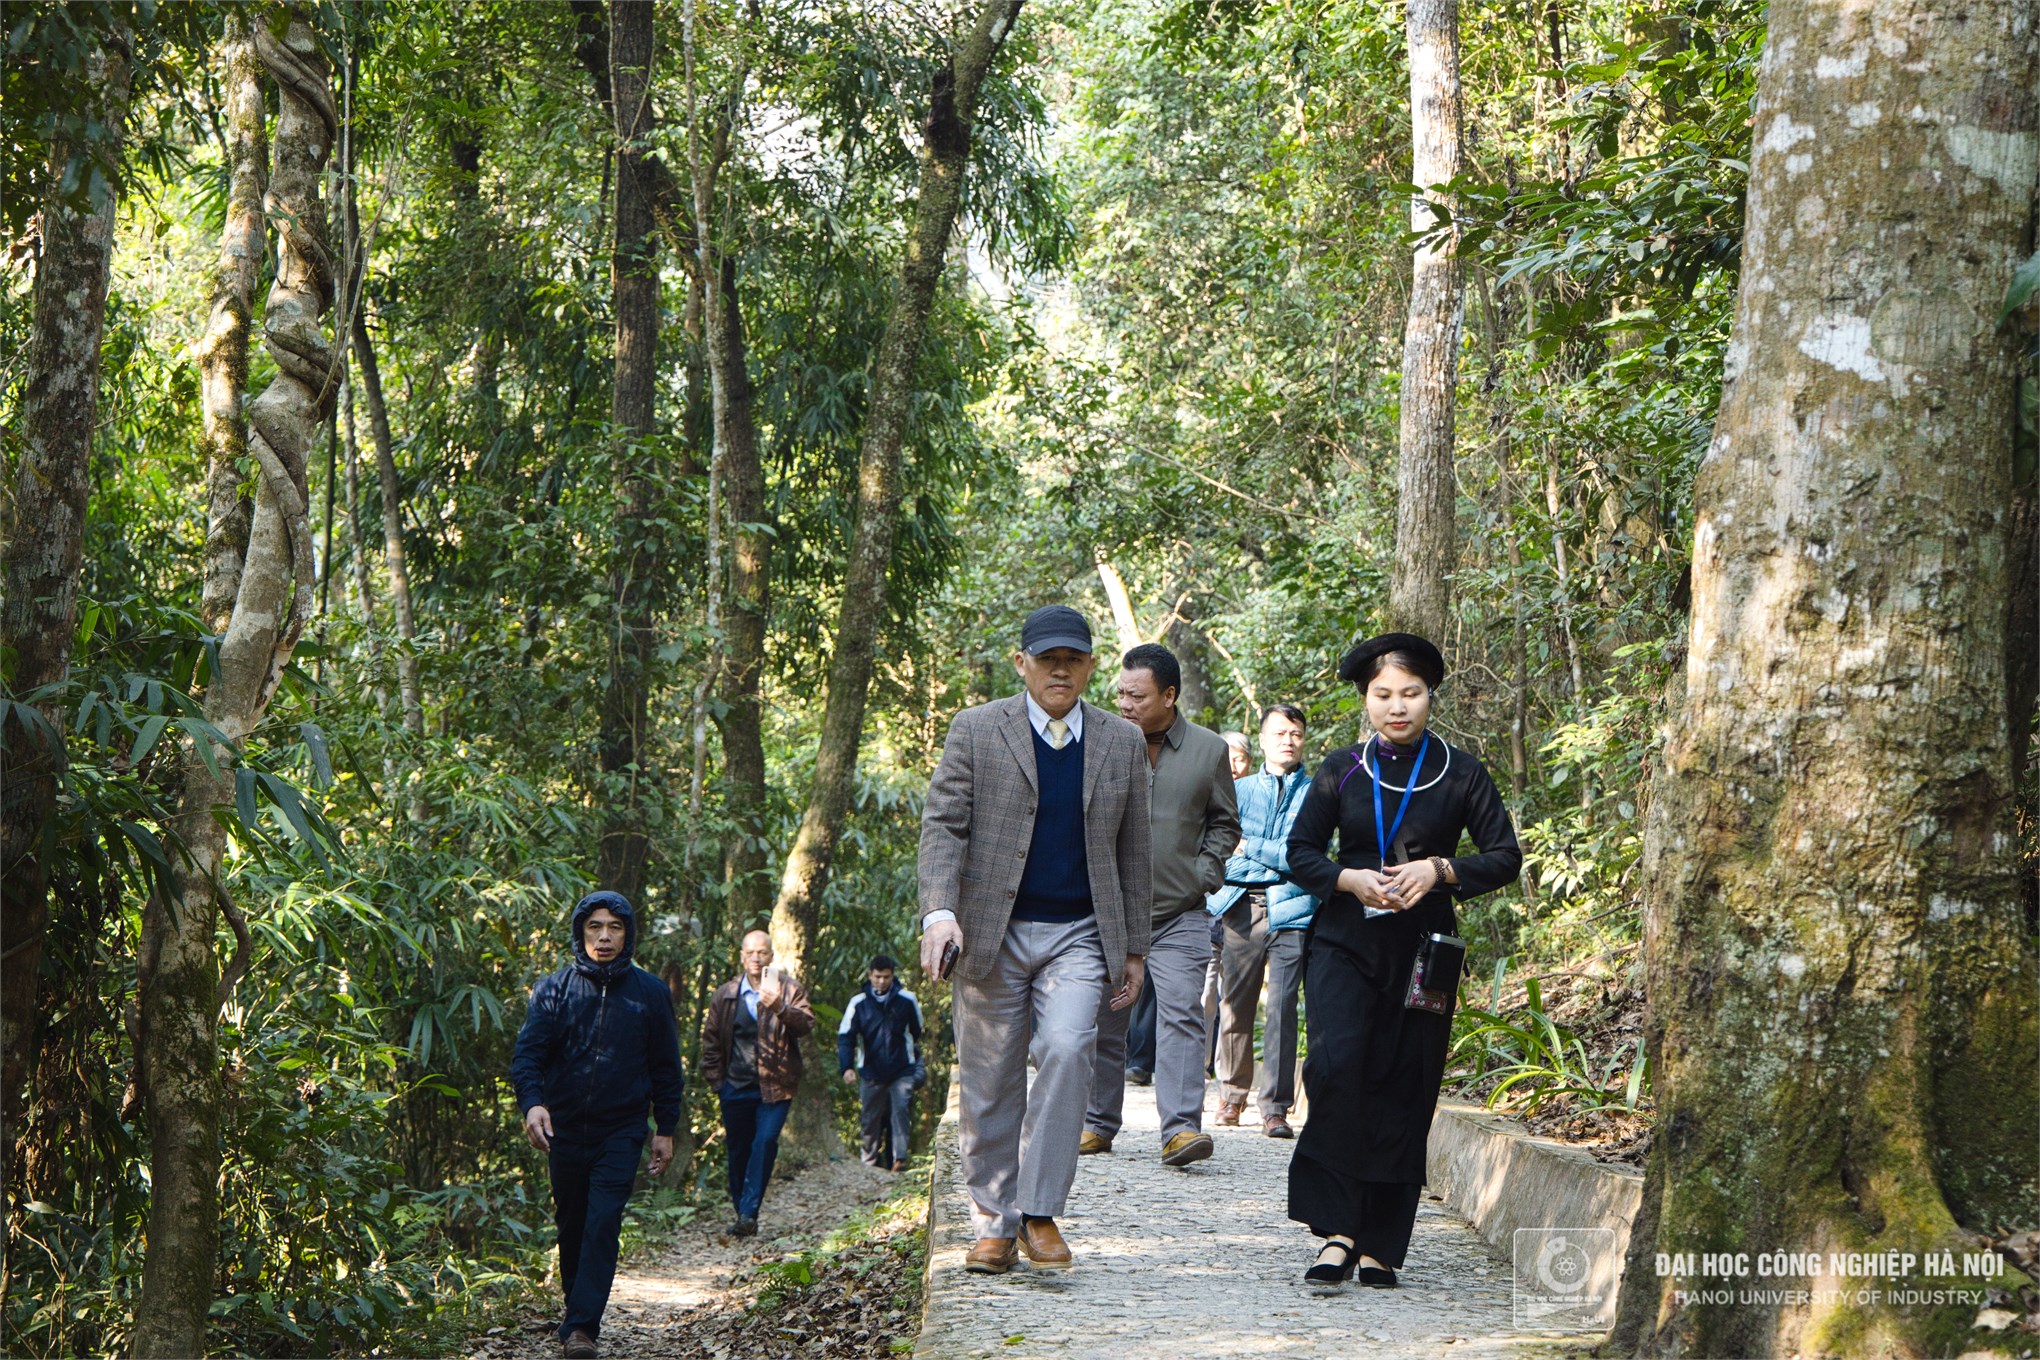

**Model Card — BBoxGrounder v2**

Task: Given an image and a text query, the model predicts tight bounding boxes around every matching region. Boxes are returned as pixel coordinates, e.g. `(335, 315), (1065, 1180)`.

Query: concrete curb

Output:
(1426, 1099), (1645, 1328)
(914, 1070), (967, 1360)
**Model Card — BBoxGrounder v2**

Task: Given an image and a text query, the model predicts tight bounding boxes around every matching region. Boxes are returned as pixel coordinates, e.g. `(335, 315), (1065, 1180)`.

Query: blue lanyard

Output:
(1372, 733), (1430, 866)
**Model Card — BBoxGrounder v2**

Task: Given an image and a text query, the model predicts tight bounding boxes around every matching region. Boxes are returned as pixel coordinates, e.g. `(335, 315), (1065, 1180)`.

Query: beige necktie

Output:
(1047, 718), (1070, 750)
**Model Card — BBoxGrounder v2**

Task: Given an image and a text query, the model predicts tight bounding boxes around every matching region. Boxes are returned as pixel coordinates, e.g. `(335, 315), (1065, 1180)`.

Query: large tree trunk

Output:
(596, 0), (662, 904)
(1163, 601), (1215, 721)
(1386, 0), (1464, 639)
(2009, 366), (2037, 784)
(0, 15), (131, 1254)
(132, 14), (333, 1355)
(768, 0), (1025, 1158)
(1613, 2), (2038, 1353)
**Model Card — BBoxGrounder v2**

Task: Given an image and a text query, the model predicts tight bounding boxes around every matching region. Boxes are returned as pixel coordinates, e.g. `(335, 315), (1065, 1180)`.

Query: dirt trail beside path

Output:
(468, 1155), (917, 1360)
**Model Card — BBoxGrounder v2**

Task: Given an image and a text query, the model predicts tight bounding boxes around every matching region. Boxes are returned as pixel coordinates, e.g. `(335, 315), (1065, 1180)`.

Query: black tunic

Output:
(1284, 734), (1521, 1230)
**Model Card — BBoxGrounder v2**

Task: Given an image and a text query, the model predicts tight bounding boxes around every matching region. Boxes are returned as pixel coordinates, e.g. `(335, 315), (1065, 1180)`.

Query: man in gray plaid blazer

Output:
(919, 605), (1152, 1274)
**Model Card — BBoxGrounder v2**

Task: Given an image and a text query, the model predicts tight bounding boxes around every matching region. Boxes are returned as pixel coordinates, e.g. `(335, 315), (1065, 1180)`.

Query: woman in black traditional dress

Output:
(1284, 633), (1521, 1288)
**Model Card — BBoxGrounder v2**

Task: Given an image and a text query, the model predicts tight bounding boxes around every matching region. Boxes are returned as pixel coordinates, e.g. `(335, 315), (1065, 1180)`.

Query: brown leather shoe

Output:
(562, 1330), (598, 1360)
(1214, 1101), (1243, 1126)
(1161, 1130), (1215, 1166)
(964, 1236), (1019, 1273)
(1263, 1113), (1294, 1139)
(1017, 1216), (1073, 1269)
(1077, 1130), (1113, 1154)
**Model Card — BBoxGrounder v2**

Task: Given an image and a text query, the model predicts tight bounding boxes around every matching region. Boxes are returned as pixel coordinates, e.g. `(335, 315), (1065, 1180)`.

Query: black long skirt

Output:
(1286, 928), (1452, 1266)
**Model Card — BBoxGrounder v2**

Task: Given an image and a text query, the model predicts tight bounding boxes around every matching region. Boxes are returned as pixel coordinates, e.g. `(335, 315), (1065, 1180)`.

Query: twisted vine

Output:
(240, 10), (337, 716)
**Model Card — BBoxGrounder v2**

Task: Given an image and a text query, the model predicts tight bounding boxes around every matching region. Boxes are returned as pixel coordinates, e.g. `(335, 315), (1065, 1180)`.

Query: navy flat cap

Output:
(1020, 605), (1094, 655)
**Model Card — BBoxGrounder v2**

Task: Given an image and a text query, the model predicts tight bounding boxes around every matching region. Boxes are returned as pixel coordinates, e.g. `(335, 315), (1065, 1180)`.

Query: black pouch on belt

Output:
(1404, 932), (1466, 1014)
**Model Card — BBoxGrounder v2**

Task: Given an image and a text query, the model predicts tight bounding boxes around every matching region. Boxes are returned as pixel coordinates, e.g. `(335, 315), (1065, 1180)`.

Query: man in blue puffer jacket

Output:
(512, 891), (684, 1360)
(1206, 704), (1317, 1140)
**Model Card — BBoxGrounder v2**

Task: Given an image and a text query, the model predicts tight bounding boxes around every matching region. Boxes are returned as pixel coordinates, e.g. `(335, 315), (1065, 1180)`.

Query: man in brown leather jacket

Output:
(700, 930), (815, 1236)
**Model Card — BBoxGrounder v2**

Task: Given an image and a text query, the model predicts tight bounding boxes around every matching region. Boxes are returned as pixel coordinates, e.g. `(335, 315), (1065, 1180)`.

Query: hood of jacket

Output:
(571, 890), (637, 983)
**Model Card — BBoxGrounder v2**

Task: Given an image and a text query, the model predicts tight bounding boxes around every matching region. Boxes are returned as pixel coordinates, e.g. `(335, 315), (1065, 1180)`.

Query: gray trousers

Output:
(954, 916), (1107, 1239)
(1215, 891), (1306, 1117)
(859, 1072), (915, 1167)
(1087, 908), (1212, 1142)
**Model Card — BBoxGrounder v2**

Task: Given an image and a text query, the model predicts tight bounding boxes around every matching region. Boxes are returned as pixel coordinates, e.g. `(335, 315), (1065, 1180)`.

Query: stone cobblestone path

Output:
(915, 1080), (1601, 1359)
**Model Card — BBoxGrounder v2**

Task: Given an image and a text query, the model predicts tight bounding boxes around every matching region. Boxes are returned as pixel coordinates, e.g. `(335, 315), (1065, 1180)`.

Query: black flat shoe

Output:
(1356, 1264), (1398, 1288)
(1304, 1239), (1357, 1286)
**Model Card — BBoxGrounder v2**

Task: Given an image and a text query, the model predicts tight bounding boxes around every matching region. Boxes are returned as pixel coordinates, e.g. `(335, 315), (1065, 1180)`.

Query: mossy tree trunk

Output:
(0, 15), (131, 1255)
(769, 0), (1026, 1161)
(1613, 0), (2038, 1353)
(132, 13), (333, 1354)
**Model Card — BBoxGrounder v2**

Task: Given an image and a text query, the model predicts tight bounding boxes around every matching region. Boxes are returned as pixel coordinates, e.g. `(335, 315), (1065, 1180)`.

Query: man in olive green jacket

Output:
(1084, 643), (1239, 1166)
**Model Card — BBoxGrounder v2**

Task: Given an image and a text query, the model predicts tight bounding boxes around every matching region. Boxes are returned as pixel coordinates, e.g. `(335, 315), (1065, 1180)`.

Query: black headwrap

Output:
(1336, 632), (1446, 689)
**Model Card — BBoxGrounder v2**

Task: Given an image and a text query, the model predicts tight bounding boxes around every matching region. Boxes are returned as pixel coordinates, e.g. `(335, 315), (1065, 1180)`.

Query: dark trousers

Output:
(548, 1128), (645, 1341)
(719, 1085), (791, 1219)
(1201, 912), (1223, 1073)
(859, 1072), (916, 1167)
(1126, 973), (1157, 1074)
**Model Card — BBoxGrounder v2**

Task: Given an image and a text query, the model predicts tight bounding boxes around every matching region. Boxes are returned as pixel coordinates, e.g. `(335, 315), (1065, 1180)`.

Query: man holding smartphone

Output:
(511, 892), (684, 1360)
(700, 930), (816, 1237)
(918, 605), (1154, 1274)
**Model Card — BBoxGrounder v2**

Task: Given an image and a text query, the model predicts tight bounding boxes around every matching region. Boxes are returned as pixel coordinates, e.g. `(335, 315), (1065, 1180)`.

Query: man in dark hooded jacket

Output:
(512, 891), (685, 1360)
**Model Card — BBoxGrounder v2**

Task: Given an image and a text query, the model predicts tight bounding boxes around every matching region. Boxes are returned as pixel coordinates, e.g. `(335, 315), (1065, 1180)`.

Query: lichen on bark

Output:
(1615, 0), (2040, 1352)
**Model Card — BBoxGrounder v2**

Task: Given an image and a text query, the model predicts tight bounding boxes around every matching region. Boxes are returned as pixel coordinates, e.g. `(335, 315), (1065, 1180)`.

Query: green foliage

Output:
(1451, 973), (1649, 1115)
(1, 2), (214, 236)
(619, 1186), (698, 1261)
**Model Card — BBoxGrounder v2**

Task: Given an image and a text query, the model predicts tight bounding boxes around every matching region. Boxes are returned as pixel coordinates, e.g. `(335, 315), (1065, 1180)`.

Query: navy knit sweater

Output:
(1012, 726), (1092, 920)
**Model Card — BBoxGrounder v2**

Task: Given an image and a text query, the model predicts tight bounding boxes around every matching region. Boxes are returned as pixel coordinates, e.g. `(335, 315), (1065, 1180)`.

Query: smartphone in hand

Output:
(937, 941), (961, 981)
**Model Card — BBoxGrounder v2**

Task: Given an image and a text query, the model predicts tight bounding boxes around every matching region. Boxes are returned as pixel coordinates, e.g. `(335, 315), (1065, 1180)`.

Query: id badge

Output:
(1363, 836), (1420, 919)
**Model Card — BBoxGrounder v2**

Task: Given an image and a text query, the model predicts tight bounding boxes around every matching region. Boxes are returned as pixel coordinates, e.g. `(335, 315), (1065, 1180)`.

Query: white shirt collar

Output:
(1024, 693), (1084, 743)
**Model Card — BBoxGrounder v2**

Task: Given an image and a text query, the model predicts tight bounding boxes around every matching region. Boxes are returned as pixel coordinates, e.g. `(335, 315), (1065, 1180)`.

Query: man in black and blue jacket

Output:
(836, 954), (925, 1170)
(511, 891), (684, 1360)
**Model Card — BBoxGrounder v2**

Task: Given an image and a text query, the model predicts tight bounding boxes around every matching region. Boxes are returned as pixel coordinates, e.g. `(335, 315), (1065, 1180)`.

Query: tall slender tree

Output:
(1613, 1), (2038, 1353)
(680, 0), (773, 928)
(133, 12), (333, 1353)
(769, 0), (1027, 1153)
(1386, 0), (1464, 639)
(0, 13), (132, 1239)
(595, 0), (663, 904)
(347, 301), (424, 740)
